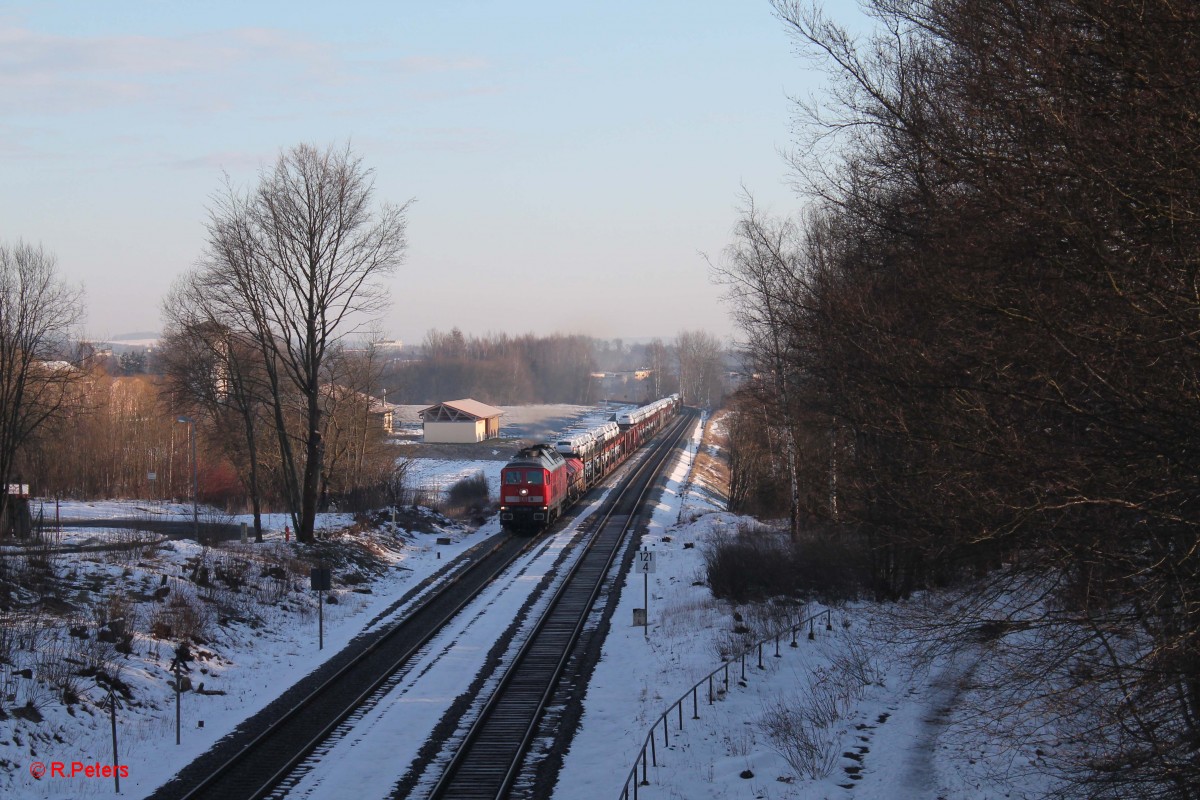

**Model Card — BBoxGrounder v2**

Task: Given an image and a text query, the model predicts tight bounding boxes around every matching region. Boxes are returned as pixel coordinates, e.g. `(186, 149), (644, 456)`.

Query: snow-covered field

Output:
(392, 403), (623, 443)
(0, 408), (1057, 799)
(1, 509), (495, 798)
(9, 501), (357, 550)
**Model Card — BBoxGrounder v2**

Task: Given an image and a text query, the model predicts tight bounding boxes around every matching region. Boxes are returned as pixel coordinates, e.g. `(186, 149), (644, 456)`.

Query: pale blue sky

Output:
(1, 1), (865, 344)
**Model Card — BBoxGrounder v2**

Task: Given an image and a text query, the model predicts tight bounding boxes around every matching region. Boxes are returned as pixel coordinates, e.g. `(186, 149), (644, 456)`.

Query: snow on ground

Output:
(36, 500), (201, 521)
(282, 496), (618, 800)
(392, 403), (624, 444)
(0, 402), (629, 798)
(9, 502), (357, 549)
(553, 415), (1056, 800)
(404, 459), (507, 501)
(2, 510), (499, 799)
(2, 408), (1060, 799)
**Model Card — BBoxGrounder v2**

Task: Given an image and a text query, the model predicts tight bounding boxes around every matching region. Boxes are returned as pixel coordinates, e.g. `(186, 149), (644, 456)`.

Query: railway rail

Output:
(149, 407), (694, 800)
(148, 532), (536, 800)
(427, 409), (697, 800)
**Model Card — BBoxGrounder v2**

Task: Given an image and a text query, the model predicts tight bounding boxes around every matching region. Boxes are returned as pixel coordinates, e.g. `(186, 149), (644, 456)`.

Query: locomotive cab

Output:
(500, 444), (567, 533)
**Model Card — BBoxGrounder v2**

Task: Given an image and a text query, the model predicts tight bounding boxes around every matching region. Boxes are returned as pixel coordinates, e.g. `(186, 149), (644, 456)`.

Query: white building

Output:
(418, 399), (504, 443)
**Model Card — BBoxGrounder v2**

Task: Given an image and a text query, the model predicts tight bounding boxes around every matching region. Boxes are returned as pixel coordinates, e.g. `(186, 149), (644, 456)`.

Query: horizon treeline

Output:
(384, 328), (728, 407)
(7, 327), (730, 516)
(719, 0), (1199, 795)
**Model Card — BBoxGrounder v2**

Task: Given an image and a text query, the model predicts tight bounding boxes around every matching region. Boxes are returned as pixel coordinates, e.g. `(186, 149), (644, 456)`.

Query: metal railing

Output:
(619, 607), (834, 800)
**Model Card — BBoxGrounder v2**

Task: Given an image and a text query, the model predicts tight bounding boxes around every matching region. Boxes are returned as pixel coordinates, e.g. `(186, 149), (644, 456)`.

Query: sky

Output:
(1, 1), (867, 346)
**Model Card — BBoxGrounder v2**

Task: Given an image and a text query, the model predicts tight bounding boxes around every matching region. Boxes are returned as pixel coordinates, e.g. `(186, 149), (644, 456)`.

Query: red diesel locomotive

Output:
(499, 394), (680, 533)
(498, 444), (581, 531)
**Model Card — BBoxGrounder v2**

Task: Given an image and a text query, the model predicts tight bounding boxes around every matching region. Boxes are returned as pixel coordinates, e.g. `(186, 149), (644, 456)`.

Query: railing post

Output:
(621, 608), (855, 800)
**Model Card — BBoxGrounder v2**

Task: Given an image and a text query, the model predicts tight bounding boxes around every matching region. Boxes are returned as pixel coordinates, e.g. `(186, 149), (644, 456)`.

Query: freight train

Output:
(499, 395), (681, 533)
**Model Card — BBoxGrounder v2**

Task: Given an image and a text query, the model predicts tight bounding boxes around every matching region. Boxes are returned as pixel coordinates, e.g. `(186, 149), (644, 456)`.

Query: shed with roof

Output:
(418, 399), (504, 443)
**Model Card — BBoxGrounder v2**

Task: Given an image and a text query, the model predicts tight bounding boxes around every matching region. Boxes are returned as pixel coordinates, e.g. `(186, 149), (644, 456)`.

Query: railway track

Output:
(148, 532), (536, 800)
(427, 409), (696, 800)
(149, 409), (694, 800)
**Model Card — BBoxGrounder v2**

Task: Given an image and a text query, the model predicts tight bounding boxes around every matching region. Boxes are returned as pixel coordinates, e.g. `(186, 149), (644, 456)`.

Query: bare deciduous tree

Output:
(197, 143), (411, 542)
(0, 241), (83, 534)
(736, 0), (1200, 794)
(158, 290), (272, 540)
(710, 193), (817, 536)
(675, 329), (726, 408)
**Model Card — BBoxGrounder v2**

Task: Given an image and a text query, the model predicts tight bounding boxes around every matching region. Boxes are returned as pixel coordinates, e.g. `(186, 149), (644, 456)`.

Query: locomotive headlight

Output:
(519, 488), (529, 496)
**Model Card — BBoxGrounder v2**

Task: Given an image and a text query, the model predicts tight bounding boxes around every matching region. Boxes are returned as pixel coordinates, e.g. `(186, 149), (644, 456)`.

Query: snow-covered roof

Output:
(419, 398), (505, 421)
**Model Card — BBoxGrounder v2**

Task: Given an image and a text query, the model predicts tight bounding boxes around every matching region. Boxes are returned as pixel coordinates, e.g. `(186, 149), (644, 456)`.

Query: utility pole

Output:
(176, 416), (199, 544)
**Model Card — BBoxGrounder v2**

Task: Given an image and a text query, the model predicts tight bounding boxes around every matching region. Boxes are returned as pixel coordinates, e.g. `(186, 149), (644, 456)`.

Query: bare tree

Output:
(159, 284), (273, 541)
(395, 329), (594, 404)
(710, 192), (813, 537)
(0, 241), (83, 534)
(675, 330), (726, 408)
(761, 0), (1200, 794)
(197, 143), (411, 542)
(319, 330), (397, 507)
(644, 338), (673, 399)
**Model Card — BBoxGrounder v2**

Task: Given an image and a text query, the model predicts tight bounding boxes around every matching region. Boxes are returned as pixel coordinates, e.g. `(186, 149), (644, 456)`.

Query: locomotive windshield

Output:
(526, 471), (543, 484)
(504, 472), (521, 484)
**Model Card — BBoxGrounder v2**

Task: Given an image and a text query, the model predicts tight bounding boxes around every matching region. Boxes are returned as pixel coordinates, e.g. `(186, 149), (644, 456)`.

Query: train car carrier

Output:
(499, 394), (680, 533)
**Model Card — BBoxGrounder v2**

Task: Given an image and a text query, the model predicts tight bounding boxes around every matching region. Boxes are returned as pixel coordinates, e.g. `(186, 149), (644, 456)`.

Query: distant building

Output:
(419, 399), (504, 443)
(372, 394), (398, 435)
(322, 384), (399, 434)
(591, 370), (655, 403)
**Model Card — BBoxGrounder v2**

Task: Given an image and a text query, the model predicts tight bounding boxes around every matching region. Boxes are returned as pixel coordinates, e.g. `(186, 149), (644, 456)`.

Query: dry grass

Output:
(679, 409), (733, 522)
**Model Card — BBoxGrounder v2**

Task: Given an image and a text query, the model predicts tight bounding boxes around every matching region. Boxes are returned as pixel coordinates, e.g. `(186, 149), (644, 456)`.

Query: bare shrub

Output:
(703, 520), (873, 602)
(712, 628), (749, 662)
(211, 553), (250, 591)
(759, 694), (841, 780)
(806, 670), (851, 728)
(446, 471), (489, 510)
(702, 523), (794, 602)
(0, 608), (19, 664)
(0, 608), (50, 659)
(102, 527), (159, 564)
(828, 633), (884, 691)
(95, 589), (140, 636)
(149, 587), (213, 643)
(247, 543), (309, 605)
(741, 599), (805, 641)
(26, 637), (80, 711)
(17, 670), (56, 716)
